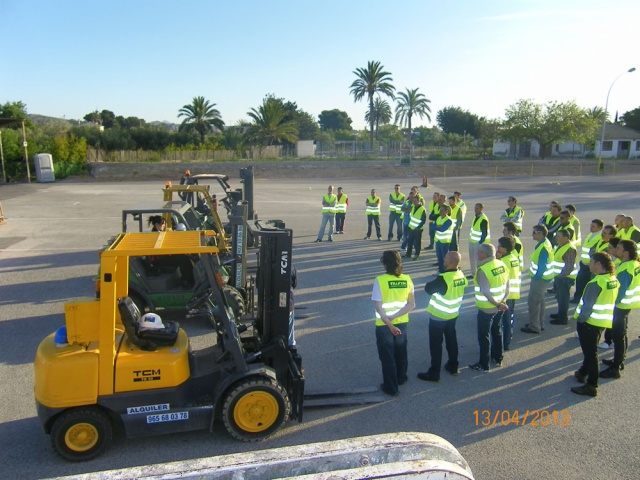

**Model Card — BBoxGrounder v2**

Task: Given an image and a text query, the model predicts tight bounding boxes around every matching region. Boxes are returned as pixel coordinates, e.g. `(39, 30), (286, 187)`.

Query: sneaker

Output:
(363, 236), (370, 240)
(599, 367), (621, 379)
(417, 372), (440, 382)
(598, 342), (612, 350)
(413, 256), (419, 261)
(468, 363), (489, 372)
(377, 237), (382, 241)
(314, 239), (322, 243)
(491, 358), (503, 367)
(570, 384), (597, 397)
(574, 370), (587, 383)
(602, 359), (625, 370)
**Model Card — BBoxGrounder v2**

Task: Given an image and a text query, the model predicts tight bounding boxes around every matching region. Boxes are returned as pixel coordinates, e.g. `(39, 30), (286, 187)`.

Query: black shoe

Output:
(403, 254), (411, 258)
(328, 238), (333, 242)
(602, 359), (625, 370)
(569, 298), (579, 304)
(387, 238), (393, 241)
(413, 256), (419, 261)
(468, 362), (489, 372)
(314, 239), (322, 242)
(550, 319), (568, 325)
(574, 370), (587, 383)
(491, 358), (503, 367)
(550, 313), (559, 319)
(466, 274), (474, 279)
(379, 383), (398, 396)
(504, 345), (510, 351)
(426, 245), (434, 250)
(417, 372), (440, 382)
(571, 384), (597, 397)
(525, 323), (544, 331)
(377, 237), (382, 241)
(599, 367), (621, 379)
(363, 236), (370, 240)
(521, 326), (541, 334)
(444, 364), (459, 376)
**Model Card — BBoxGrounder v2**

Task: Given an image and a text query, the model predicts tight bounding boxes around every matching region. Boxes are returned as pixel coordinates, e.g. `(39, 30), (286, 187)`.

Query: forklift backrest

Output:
(117, 297), (180, 350)
(117, 297), (159, 352)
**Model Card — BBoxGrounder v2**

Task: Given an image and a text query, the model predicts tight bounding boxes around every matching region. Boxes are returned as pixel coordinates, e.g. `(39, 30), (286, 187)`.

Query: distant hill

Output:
(27, 114), (179, 129)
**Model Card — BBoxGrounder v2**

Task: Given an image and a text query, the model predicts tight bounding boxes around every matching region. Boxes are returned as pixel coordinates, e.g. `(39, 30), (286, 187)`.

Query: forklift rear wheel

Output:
(223, 285), (246, 318)
(222, 378), (290, 442)
(51, 408), (113, 462)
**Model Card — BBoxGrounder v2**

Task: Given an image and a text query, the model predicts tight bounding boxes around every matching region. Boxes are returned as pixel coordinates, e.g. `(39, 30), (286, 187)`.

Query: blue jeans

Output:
(317, 214), (334, 240)
(504, 299), (515, 349)
(376, 323), (408, 395)
(435, 242), (450, 273)
(400, 217), (411, 249)
(477, 310), (504, 369)
(388, 213), (403, 240)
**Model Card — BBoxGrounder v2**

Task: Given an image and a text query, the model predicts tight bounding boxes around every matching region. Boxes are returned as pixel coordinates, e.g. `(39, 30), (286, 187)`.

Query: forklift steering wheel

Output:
(186, 289), (211, 310)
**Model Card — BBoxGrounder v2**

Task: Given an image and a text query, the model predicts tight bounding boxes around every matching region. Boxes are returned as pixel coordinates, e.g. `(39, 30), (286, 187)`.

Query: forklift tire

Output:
(50, 408), (113, 462)
(223, 285), (246, 318)
(222, 378), (290, 442)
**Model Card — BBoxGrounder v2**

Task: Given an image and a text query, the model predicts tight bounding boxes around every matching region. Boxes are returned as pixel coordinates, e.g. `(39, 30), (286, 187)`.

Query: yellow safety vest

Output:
(474, 259), (509, 309)
(619, 225), (640, 241)
(408, 204), (426, 230)
(569, 216), (582, 247)
(389, 192), (405, 214)
(529, 239), (554, 280)
(426, 270), (468, 320)
(375, 273), (413, 326)
(513, 236), (524, 268)
(434, 215), (454, 243)
(504, 206), (524, 231)
(503, 251), (521, 300)
(580, 232), (602, 265)
(550, 243), (578, 279)
(366, 196), (381, 216)
(449, 204), (461, 229)
(321, 193), (337, 214)
(616, 260), (640, 309)
(574, 274), (618, 328)
(469, 213), (491, 244)
(335, 193), (348, 213)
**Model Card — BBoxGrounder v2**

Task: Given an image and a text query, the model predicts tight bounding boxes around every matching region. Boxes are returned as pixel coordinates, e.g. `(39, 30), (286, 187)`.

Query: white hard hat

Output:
(175, 223), (187, 231)
(138, 313), (165, 331)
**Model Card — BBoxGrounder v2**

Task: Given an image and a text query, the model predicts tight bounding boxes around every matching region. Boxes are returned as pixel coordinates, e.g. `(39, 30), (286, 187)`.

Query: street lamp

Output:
(597, 67), (636, 174)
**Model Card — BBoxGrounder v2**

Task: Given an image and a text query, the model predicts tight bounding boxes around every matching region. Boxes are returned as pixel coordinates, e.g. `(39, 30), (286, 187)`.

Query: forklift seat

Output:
(117, 297), (179, 351)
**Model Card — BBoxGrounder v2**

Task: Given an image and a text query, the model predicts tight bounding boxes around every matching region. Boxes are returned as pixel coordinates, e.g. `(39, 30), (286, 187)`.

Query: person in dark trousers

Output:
(387, 184), (405, 241)
(600, 240), (640, 378)
(179, 170), (198, 204)
(549, 229), (577, 325)
(418, 251), (468, 381)
(371, 251), (416, 396)
(572, 252), (618, 397)
(405, 194), (427, 260)
(573, 219), (603, 303)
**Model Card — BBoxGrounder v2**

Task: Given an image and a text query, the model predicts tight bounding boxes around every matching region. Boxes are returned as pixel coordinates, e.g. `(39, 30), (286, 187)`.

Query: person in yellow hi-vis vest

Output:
(334, 187), (349, 234)
(387, 184), (405, 241)
(364, 189), (382, 240)
(469, 244), (510, 372)
(496, 236), (520, 351)
(549, 229), (578, 325)
(600, 239), (640, 379)
(418, 251), (468, 382)
(372, 250), (415, 396)
(316, 185), (337, 242)
(572, 252), (619, 397)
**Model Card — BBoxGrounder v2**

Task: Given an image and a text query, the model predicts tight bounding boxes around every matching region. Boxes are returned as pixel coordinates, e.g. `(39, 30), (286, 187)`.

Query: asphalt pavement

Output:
(0, 173), (639, 479)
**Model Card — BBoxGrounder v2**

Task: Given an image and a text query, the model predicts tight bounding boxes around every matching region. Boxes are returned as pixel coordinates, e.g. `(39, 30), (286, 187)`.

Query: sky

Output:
(1, 0), (639, 130)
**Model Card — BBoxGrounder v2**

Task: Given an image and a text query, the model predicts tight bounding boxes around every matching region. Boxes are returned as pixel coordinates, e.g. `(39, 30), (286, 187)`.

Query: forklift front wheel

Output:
(50, 408), (113, 462)
(222, 378), (290, 442)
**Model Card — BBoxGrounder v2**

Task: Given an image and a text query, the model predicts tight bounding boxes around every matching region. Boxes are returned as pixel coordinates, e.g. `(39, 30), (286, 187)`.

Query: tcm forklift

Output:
(34, 227), (303, 461)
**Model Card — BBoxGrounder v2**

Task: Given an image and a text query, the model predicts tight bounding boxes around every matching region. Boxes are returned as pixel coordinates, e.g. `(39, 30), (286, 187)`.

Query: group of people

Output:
(367, 192), (639, 398)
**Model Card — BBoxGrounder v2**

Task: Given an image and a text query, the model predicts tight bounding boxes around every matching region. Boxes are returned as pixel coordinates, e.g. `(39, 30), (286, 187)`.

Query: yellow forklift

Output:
(34, 228), (303, 461)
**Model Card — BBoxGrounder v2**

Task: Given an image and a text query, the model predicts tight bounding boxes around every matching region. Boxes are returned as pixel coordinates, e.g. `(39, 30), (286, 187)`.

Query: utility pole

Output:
(22, 120), (30, 183)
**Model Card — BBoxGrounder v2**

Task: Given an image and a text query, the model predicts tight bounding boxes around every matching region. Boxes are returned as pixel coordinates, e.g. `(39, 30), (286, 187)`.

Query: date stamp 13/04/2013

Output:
(473, 410), (570, 427)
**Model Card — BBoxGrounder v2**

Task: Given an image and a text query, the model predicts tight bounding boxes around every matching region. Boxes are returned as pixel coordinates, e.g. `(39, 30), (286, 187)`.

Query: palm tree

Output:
(394, 88), (432, 156)
(585, 106), (608, 124)
(247, 96), (298, 146)
(365, 97), (392, 140)
(350, 60), (395, 147)
(178, 96), (225, 144)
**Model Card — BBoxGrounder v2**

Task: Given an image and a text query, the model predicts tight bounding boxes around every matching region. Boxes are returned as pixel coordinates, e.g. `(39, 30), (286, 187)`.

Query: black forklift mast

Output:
(248, 220), (304, 420)
(239, 167), (257, 248)
(228, 202), (248, 295)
